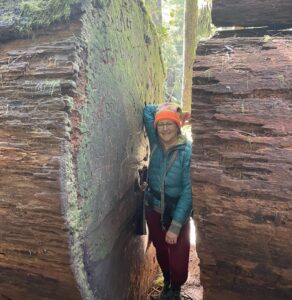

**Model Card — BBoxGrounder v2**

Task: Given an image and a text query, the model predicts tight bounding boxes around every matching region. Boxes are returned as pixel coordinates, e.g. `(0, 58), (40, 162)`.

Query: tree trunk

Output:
(192, 35), (292, 300)
(182, 0), (198, 112)
(212, 0), (292, 29)
(0, 1), (165, 299)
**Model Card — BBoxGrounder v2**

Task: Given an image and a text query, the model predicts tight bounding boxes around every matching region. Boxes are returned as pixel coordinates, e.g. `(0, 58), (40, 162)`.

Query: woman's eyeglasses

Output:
(157, 122), (176, 129)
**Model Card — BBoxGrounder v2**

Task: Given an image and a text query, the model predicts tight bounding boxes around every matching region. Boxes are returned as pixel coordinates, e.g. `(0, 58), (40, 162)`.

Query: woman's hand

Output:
(165, 230), (178, 245)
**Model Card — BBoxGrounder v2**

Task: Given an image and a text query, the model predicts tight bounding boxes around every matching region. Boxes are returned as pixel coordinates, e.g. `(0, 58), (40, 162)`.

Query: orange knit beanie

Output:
(154, 103), (182, 128)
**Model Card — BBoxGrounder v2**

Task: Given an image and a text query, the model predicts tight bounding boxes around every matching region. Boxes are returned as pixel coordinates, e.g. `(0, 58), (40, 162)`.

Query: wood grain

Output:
(192, 36), (292, 300)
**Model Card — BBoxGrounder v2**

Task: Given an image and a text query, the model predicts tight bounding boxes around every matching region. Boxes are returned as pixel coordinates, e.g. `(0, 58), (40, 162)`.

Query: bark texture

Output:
(0, 1), (164, 299)
(212, 0), (292, 29)
(0, 23), (83, 300)
(192, 36), (292, 300)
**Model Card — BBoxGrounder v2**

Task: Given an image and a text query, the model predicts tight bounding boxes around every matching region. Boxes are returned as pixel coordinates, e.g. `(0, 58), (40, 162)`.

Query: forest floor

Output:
(147, 222), (203, 300)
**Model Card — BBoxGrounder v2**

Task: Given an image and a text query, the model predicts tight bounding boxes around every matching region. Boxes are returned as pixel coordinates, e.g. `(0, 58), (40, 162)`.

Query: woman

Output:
(143, 103), (192, 300)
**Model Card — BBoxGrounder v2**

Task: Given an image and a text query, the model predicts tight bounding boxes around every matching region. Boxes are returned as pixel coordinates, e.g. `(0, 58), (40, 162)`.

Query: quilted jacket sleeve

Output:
(143, 104), (159, 148)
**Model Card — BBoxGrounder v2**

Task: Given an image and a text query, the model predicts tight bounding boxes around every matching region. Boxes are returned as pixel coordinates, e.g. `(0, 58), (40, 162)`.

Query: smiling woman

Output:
(143, 102), (192, 300)
(157, 120), (180, 150)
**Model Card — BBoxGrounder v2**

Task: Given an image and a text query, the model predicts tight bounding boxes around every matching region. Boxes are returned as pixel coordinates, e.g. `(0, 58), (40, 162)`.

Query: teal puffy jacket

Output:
(143, 104), (192, 235)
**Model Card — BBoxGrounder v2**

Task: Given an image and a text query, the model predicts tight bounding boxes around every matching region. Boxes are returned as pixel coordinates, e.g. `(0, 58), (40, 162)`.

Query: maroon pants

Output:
(146, 209), (190, 287)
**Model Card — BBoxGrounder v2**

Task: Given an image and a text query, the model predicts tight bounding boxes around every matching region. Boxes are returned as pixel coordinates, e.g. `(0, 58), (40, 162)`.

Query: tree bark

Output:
(212, 0), (292, 29)
(0, 24), (83, 300)
(192, 35), (292, 300)
(0, 1), (165, 299)
(182, 0), (198, 112)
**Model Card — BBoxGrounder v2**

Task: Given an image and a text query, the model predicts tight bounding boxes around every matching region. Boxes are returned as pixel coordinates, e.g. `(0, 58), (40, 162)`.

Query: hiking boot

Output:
(159, 283), (172, 299)
(171, 287), (182, 300)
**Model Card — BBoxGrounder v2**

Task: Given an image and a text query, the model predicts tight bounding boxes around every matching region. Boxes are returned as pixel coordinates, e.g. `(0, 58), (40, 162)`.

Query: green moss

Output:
(0, 0), (82, 32)
(63, 140), (94, 300)
(75, 0), (164, 266)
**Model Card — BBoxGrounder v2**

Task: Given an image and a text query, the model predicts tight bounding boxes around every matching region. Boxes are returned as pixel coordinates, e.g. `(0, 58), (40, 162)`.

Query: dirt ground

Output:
(181, 245), (203, 300)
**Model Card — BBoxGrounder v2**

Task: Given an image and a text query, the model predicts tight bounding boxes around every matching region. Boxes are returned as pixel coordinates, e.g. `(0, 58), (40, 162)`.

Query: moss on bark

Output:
(0, 0), (81, 33)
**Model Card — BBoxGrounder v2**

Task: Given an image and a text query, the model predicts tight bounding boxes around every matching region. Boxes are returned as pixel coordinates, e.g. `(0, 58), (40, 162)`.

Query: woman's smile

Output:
(157, 120), (179, 148)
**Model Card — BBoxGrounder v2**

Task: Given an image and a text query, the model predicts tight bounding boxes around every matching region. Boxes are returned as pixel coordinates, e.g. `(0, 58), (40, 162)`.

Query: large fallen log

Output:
(212, 0), (292, 29)
(0, 1), (164, 299)
(0, 24), (83, 300)
(192, 36), (292, 300)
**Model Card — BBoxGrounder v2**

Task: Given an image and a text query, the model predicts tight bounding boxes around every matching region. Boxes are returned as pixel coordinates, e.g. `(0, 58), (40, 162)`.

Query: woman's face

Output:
(156, 120), (179, 145)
